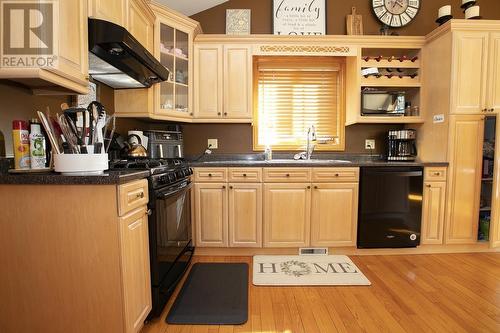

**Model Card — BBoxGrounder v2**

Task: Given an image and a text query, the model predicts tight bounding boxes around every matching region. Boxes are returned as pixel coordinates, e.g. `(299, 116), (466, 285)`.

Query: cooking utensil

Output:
(37, 111), (61, 154)
(105, 115), (116, 153)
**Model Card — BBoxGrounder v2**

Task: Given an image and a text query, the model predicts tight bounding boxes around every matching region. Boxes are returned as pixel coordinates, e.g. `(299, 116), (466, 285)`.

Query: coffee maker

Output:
(387, 129), (417, 161)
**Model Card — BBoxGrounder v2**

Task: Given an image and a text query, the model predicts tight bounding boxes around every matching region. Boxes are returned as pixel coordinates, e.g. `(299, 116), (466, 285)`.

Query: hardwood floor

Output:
(141, 253), (500, 333)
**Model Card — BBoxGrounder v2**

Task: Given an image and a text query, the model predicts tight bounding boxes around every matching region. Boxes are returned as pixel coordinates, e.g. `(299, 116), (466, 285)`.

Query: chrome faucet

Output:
(306, 125), (317, 160)
(294, 125), (317, 160)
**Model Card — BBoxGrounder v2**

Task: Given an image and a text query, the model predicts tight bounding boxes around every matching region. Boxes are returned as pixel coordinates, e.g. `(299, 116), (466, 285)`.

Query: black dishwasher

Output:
(357, 166), (423, 248)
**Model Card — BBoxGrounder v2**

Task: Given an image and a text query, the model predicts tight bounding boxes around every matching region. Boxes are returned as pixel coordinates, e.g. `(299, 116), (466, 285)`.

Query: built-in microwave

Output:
(361, 90), (405, 116)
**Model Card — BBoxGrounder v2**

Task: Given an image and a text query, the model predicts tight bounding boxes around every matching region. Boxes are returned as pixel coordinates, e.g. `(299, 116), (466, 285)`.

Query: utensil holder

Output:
(54, 154), (108, 176)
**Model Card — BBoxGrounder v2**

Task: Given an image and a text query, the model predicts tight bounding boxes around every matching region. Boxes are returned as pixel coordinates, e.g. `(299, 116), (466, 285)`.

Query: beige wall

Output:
(0, 82), (70, 157)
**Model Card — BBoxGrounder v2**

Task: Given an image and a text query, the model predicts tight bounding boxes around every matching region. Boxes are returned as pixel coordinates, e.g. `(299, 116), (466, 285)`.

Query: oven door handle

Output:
(156, 181), (192, 199)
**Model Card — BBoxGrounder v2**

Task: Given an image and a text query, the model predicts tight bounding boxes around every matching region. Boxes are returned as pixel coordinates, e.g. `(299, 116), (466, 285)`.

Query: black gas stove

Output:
(110, 158), (193, 189)
(110, 158), (194, 319)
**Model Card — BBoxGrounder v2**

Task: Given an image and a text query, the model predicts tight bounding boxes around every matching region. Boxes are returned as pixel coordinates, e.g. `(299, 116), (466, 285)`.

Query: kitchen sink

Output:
(266, 159), (352, 164)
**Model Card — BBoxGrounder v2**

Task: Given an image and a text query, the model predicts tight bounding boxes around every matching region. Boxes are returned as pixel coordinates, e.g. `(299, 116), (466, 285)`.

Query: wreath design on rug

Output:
(280, 260), (312, 277)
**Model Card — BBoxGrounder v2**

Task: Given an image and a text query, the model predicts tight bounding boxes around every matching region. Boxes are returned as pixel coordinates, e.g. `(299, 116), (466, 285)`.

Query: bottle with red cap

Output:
(12, 120), (30, 169)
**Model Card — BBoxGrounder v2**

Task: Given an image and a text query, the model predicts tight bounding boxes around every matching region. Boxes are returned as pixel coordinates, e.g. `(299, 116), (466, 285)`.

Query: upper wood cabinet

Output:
(487, 32), (500, 114)
(310, 183), (358, 247)
(114, 2), (201, 121)
(88, 0), (127, 26)
(263, 183), (311, 248)
(0, 0), (89, 94)
(445, 115), (484, 244)
(451, 30), (500, 114)
(194, 44), (252, 122)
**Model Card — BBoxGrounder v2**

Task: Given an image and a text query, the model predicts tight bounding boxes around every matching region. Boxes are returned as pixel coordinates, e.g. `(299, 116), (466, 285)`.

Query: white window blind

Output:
(253, 56), (345, 150)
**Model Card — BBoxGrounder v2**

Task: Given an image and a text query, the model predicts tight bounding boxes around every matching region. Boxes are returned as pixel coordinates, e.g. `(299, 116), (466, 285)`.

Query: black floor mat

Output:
(166, 263), (248, 325)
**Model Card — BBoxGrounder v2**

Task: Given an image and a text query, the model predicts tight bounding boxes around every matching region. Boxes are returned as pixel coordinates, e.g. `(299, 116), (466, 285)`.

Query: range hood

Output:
(88, 18), (170, 89)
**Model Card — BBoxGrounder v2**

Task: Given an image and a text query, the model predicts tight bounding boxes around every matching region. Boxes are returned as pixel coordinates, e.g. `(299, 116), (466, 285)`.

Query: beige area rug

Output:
(253, 255), (371, 286)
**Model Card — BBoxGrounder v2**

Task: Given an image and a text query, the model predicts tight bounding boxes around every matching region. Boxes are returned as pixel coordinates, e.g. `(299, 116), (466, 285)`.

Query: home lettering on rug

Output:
(258, 263), (278, 273)
(313, 262), (358, 274)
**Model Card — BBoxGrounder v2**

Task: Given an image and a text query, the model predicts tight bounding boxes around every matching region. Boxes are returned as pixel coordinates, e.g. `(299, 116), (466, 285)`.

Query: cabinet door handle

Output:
(334, 173), (339, 177)
(217, 112), (221, 116)
(208, 173), (212, 177)
(314, 186), (318, 189)
(243, 173), (247, 177)
(222, 185), (226, 189)
(286, 174), (290, 177)
(489, 108), (495, 112)
(433, 172), (441, 176)
(307, 186), (311, 189)
(224, 112), (228, 116)
(425, 184), (431, 188)
(229, 186), (233, 189)
(146, 209), (152, 216)
(136, 192), (144, 199)
(483, 108), (488, 112)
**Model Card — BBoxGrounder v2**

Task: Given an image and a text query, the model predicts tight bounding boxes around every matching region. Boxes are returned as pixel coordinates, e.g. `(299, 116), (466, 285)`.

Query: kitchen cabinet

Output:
(0, 0), (89, 94)
(119, 207), (151, 333)
(194, 44), (253, 122)
(0, 179), (151, 333)
(88, 0), (127, 26)
(421, 168), (447, 245)
(114, 2), (201, 121)
(228, 183), (262, 247)
(445, 115), (484, 244)
(487, 33), (500, 114)
(310, 183), (358, 247)
(451, 30), (500, 114)
(194, 183), (228, 247)
(263, 183), (311, 247)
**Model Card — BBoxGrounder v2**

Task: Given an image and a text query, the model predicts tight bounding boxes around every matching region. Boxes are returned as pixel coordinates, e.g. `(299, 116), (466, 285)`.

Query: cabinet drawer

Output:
(228, 168), (262, 182)
(312, 167), (360, 182)
(263, 168), (311, 182)
(425, 167), (447, 182)
(194, 168), (228, 182)
(118, 179), (148, 216)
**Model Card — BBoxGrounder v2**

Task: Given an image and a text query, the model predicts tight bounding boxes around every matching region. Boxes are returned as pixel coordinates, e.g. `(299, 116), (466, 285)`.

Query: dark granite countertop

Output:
(0, 169), (150, 185)
(187, 153), (448, 168)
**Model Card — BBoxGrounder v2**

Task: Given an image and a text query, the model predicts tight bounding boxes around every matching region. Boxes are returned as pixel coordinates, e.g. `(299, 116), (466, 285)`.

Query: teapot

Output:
(124, 134), (147, 158)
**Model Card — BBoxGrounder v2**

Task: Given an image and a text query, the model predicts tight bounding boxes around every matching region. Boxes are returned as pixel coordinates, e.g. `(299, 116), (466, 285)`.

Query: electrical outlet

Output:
(207, 139), (218, 149)
(365, 139), (376, 150)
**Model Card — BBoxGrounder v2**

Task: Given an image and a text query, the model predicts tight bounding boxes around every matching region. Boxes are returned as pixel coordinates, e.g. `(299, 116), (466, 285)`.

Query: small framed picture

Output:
(273, 0), (326, 35)
(226, 9), (251, 35)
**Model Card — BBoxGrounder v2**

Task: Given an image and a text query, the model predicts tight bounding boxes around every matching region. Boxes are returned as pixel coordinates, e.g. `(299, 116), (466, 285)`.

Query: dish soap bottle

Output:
(264, 145), (272, 161)
(29, 121), (46, 169)
(12, 120), (30, 169)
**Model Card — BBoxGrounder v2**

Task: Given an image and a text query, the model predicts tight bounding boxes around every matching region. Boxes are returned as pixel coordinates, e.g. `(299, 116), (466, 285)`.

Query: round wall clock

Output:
(371, 0), (420, 27)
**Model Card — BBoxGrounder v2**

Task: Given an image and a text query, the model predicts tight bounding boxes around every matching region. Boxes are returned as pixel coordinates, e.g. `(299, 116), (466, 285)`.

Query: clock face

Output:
(372, 0), (420, 28)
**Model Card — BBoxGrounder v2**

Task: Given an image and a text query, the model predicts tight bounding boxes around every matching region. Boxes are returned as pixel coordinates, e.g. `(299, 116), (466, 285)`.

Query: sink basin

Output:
(266, 159), (352, 164)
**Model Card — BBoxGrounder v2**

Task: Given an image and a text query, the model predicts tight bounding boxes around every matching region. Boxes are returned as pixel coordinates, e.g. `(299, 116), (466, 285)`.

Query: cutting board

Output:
(347, 7), (363, 35)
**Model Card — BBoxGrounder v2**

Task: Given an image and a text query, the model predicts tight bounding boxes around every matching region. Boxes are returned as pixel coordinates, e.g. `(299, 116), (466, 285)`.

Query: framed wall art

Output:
(226, 9), (251, 35)
(273, 0), (326, 35)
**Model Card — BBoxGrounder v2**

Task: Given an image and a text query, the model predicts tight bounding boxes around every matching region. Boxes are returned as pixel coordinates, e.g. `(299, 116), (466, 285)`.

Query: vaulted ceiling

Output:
(155, 0), (229, 16)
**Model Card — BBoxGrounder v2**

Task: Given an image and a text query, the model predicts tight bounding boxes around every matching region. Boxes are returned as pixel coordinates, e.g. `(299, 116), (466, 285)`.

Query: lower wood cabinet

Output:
(119, 207), (152, 333)
(310, 183), (359, 247)
(445, 115), (484, 244)
(263, 183), (311, 247)
(194, 183), (228, 247)
(228, 183), (262, 247)
(421, 180), (447, 244)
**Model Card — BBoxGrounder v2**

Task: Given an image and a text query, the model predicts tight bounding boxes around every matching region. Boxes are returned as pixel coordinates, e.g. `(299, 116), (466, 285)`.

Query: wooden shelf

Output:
(349, 116), (424, 125)
(362, 59), (420, 68)
(361, 76), (421, 87)
(160, 50), (188, 61)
